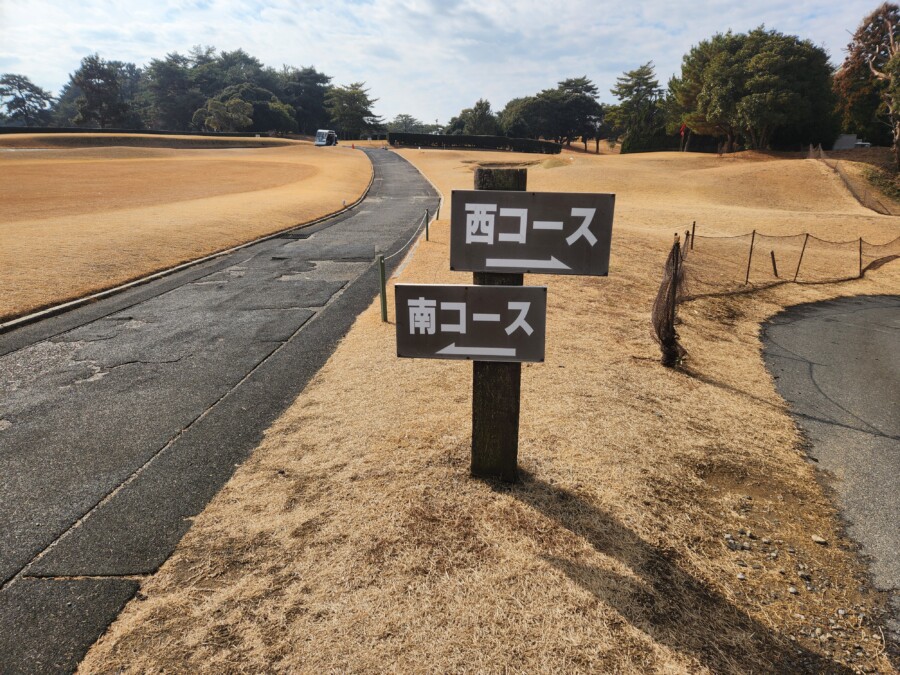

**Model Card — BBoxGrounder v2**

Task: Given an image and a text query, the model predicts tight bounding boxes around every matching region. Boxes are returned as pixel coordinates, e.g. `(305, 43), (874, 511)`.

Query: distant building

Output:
(833, 134), (858, 150)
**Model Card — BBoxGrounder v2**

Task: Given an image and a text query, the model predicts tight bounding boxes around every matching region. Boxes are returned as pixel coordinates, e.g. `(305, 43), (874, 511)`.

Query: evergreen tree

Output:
(277, 66), (332, 134)
(70, 54), (132, 128)
(611, 62), (668, 153)
(669, 28), (838, 152)
(144, 52), (204, 130)
(325, 82), (381, 139)
(191, 97), (253, 131)
(0, 74), (54, 126)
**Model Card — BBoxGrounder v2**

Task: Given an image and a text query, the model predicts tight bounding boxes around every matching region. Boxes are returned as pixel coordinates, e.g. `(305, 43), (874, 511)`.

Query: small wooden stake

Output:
(471, 167), (527, 482)
(745, 230), (756, 285)
(691, 221), (696, 249)
(770, 250), (778, 278)
(670, 234), (680, 329)
(859, 237), (863, 277)
(378, 254), (387, 322)
(425, 209), (430, 241)
(794, 233), (809, 281)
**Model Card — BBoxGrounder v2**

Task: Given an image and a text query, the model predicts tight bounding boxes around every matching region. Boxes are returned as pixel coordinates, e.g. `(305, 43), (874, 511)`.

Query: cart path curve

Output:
(763, 294), (900, 647)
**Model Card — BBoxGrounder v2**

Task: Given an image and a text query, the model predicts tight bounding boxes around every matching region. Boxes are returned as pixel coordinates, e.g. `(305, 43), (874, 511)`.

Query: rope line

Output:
(697, 231), (896, 246)
(383, 211), (430, 261)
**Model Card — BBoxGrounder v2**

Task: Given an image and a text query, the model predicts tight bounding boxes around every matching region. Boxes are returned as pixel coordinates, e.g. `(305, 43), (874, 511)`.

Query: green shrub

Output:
(863, 165), (900, 202)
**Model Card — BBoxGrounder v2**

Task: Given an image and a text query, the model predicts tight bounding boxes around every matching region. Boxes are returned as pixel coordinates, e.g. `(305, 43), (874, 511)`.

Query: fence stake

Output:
(691, 221), (696, 249)
(770, 250), (778, 278)
(425, 209), (430, 241)
(436, 202), (441, 220)
(378, 254), (387, 322)
(859, 237), (863, 277)
(670, 234), (680, 330)
(794, 233), (809, 281)
(682, 230), (690, 259)
(744, 230), (756, 285)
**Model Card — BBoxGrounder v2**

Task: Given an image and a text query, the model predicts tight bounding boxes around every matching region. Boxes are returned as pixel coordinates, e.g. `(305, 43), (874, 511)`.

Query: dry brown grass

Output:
(80, 149), (899, 673)
(0, 134), (371, 322)
(0, 132), (294, 150)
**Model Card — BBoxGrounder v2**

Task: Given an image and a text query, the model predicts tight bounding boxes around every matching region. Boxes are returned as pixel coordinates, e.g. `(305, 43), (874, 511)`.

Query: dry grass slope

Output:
(81, 149), (899, 673)
(0, 134), (371, 322)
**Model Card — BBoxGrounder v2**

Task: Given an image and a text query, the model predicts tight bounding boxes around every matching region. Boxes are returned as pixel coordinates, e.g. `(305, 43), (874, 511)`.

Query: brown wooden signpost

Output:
(395, 167), (614, 482)
(470, 169), (526, 482)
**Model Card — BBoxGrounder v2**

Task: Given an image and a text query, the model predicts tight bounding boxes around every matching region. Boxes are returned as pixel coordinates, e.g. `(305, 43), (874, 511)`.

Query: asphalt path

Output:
(763, 295), (900, 645)
(0, 148), (439, 672)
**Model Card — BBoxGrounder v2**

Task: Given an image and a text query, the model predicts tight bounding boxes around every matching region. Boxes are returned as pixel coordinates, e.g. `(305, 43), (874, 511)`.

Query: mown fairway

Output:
(0, 135), (371, 322)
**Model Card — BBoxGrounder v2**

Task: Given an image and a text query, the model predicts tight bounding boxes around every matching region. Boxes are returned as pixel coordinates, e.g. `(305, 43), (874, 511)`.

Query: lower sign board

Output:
(395, 284), (546, 363)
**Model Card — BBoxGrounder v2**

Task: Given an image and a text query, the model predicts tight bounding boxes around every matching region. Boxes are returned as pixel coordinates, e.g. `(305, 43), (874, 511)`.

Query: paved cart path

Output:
(0, 149), (438, 672)
(763, 295), (900, 645)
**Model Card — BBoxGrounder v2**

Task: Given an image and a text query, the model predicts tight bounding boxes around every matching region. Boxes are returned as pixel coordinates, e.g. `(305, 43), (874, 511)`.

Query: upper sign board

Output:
(395, 284), (546, 363)
(450, 190), (614, 275)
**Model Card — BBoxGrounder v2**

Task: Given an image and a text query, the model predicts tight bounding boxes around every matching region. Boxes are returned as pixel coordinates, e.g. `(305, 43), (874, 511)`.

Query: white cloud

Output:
(1, 0), (875, 123)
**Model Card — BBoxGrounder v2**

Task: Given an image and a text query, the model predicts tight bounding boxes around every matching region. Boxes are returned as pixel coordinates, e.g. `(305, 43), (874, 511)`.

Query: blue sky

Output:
(0, 0), (878, 123)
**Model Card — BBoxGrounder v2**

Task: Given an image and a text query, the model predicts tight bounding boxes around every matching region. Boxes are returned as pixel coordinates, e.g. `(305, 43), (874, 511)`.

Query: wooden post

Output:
(670, 234), (680, 329)
(690, 221), (696, 250)
(859, 237), (863, 277)
(794, 233), (809, 281)
(770, 250), (778, 278)
(425, 209), (430, 241)
(744, 230), (756, 285)
(378, 254), (387, 322)
(471, 167), (527, 482)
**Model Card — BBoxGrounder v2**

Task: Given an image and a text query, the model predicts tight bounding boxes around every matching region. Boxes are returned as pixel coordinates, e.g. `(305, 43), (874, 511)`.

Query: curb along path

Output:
(0, 149), (439, 672)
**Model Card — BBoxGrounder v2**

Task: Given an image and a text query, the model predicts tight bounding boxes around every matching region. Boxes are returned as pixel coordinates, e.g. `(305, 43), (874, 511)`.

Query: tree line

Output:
(432, 26), (840, 155)
(5, 6), (900, 162)
(393, 7), (900, 161)
(0, 47), (380, 138)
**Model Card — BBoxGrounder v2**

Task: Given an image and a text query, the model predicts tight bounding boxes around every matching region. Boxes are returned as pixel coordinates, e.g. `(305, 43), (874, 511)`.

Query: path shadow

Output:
(499, 471), (851, 674)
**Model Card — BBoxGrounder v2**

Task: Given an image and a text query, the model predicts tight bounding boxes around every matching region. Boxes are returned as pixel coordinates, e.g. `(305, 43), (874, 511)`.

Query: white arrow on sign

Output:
(437, 343), (517, 358)
(484, 256), (571, 270)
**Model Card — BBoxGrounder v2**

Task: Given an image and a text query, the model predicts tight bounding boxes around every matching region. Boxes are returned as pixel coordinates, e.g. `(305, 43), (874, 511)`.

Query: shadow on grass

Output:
(499, 471), (850, 674)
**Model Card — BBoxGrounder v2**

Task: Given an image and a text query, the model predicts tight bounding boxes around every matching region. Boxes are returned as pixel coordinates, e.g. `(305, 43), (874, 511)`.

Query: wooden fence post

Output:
(744, 230), (756, 285)
(471, 167), (527, 482)
(794, 233), (809, 281)
(670, 234), (680, 330)
(770, 250), (778, 278)
(859, 237), (863, 277)
(378, 254), (387, 322)
(691, 221), (696, 250)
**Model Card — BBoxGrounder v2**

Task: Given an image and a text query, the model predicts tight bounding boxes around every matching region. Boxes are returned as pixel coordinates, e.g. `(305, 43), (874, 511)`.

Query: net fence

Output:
(814, 145), (896, 215)
(862, 234), (900, 271)
(650, 226), (897, 365)
(686, 233), (753, 294)
(681, 225), (898, 295)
